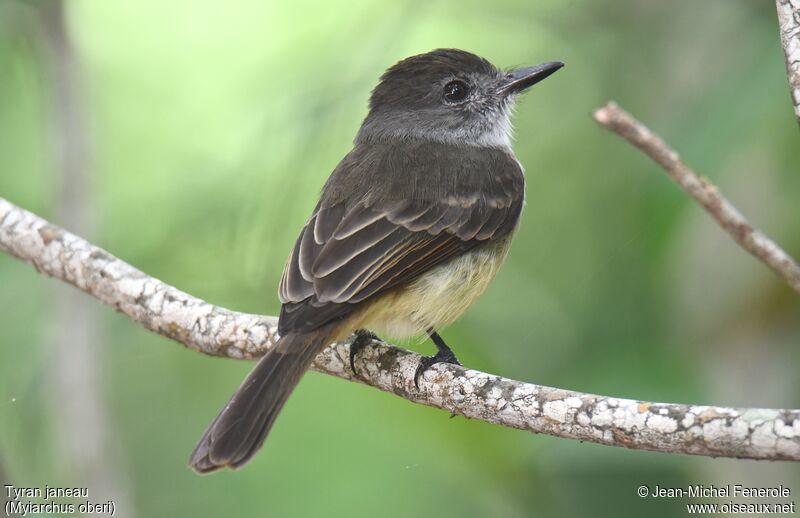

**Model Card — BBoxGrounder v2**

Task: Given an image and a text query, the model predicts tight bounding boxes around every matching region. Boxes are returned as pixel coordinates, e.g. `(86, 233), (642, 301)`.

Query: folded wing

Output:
(278, 149), (524, 335)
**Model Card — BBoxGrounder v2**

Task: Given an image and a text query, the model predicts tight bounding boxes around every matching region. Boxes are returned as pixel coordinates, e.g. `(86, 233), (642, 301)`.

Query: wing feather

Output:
(279, 233), (315, 302)
(332, 204), (384, 239)
(313, 217), (399, 277)
(313, 203), (345, 244)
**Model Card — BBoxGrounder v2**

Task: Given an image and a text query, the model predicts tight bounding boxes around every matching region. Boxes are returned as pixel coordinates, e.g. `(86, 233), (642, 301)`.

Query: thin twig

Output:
(776, 0), (800, 124)
(1, 197), (798, 461)
(593, 102), (800, 294)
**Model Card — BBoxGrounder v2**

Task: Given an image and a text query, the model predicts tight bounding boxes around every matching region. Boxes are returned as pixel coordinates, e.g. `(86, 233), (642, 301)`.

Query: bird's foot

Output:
(349, 329), (379, 377)
(414, 335), (462, 389)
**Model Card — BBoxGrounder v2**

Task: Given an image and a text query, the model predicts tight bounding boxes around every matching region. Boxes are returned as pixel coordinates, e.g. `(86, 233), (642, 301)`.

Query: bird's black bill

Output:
(498, 61), (564, 95)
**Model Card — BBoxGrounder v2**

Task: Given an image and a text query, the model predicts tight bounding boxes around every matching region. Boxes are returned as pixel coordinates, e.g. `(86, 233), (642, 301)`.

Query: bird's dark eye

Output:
(443, 80), (469, 103)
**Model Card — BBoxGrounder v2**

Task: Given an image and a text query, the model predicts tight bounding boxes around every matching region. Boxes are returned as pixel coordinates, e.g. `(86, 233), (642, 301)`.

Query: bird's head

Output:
(357, 48), (563, 149)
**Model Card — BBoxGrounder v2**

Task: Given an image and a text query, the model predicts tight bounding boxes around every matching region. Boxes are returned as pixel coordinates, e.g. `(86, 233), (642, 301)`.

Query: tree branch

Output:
(1, 197), (799, 462)
(593, 102), (800, 294)
(777, 0), (800, 124)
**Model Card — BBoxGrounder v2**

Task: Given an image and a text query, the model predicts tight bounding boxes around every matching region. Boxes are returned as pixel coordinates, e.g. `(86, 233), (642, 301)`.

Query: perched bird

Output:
(190, 48), (563, 473)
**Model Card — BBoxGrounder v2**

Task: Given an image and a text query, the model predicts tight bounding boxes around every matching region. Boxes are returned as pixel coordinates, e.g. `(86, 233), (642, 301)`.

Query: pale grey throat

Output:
(356, 91), (518, 149)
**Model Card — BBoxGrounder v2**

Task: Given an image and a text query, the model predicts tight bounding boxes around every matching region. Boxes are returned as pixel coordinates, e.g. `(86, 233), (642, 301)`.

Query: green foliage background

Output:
(1, 1), (799, 516)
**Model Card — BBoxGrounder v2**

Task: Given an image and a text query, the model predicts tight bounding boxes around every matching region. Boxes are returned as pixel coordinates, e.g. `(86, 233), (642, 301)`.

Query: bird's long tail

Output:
(189, 324), (337, 473)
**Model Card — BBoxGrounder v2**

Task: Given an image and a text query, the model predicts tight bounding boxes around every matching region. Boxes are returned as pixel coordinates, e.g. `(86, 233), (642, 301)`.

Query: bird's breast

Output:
(350, 235), (513, 340)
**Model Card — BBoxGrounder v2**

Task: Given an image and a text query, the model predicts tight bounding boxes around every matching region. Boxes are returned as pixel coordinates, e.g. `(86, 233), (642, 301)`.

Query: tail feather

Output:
(189, 325), (335, 473)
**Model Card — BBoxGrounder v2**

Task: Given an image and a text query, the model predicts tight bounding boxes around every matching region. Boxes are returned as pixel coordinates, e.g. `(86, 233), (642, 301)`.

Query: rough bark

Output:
(777, 0), (800, 124)
(1, 197), (798, 462)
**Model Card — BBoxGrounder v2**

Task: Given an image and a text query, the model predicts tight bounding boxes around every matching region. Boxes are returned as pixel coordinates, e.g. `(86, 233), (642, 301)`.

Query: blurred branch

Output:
(776, 0), (800, 124)
(2, 197), (799, 462)
(594, 102), (800, 294)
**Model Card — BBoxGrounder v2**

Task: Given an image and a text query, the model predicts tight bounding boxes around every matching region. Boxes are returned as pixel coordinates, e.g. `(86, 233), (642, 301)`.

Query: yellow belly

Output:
(348, 236), (513, 340)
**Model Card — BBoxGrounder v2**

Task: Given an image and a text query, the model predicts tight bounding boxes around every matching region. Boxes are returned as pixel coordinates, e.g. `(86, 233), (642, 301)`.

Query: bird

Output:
(189, 48), (563, 473)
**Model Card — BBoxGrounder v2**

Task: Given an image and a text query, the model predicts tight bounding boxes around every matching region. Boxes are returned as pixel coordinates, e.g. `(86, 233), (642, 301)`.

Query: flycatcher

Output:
(190, 48), (563, 473)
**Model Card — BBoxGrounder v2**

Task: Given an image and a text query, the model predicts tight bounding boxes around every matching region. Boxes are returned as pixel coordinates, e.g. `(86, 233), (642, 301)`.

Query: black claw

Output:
(414, 350), (462, 388)
(349, 329), (379, 376)
(414, 330), (462, 389)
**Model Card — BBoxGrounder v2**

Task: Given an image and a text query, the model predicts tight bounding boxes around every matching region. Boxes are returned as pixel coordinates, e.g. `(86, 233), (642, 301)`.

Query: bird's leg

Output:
(414, 328), (462, 388)
(349, 329), (379, 376)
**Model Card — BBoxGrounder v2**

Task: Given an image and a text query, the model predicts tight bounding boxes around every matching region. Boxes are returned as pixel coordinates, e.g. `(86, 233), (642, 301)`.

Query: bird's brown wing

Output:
(277, 139), (526, 335)
(277, 189), (522, 335)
